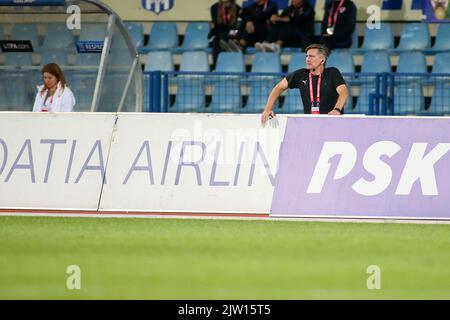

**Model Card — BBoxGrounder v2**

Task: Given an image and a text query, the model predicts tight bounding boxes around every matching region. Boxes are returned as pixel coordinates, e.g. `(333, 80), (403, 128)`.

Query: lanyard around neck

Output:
(328, 0), (345, 27)
(309, 72), (322, 106)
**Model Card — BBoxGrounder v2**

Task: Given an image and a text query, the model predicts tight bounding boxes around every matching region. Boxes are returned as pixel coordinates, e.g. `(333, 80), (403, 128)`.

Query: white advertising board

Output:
(100, 113), (286, 213)
(0, 113), (117, 210)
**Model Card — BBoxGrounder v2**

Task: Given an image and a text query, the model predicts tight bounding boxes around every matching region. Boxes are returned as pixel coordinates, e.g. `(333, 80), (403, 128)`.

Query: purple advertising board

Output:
(271, 116), (450, 220)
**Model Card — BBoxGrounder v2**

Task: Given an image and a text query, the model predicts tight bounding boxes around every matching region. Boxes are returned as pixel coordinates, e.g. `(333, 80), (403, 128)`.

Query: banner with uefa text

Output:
(271, 116), (450, 220)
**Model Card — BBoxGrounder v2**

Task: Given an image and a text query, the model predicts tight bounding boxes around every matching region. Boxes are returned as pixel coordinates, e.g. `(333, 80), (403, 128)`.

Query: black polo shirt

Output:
(285, 67), (346, 114)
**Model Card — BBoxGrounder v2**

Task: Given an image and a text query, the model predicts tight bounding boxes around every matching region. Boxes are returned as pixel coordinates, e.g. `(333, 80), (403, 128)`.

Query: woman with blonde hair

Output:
(33, 63), (75, 112)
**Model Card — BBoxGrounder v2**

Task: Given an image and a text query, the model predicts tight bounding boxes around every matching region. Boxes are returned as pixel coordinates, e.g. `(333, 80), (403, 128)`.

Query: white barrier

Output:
(0, 113), (117, 210)
(0, 113), (285, 213)
(100, 114), (286, 213)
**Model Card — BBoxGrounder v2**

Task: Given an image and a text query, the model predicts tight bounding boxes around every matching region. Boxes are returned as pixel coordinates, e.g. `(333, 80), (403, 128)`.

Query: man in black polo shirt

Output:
(261, 43), (348, 124)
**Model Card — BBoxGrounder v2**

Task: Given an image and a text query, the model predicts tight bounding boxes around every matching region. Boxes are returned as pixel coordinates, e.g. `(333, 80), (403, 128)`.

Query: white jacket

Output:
(32, 82), (76, 112)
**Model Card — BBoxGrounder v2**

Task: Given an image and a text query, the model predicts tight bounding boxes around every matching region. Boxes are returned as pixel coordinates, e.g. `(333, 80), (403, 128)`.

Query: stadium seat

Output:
(11, 23), (40, 52)
(361, 51), (391, 74)
(177, 22), (210, 52)
(75, 53), (101, 66)
(142, 22), (178, 52)
(432, 52), (450, 74)
(78, 23), (106, 41)
(40, 50), (68, 66)
(70, 54), (101, 112)
(0, 78), (7, 111)
(395, 51), (427, 84)
(251, 52), (281, 74)
(288, 53), (306, 72)
(170, 82), (206, 113)
(327, 51), (354, 73)
(393, 83), (425, 115)
(429, 82), (450, 116)
(125, 22), (144, 52)
(4, 52), (33, 66)
(361, 23), (393, 51)
(395, 23), (430, 51)
(351, 84), (376, 115)
(244, 80), (277, 113)
(214, 52), (245, 73)
(0, 24), (4, 40)
(209, 52), (245, 113)
(427, 52), (450, 116)
(41, 23), (75, 52)
(179, 51), (209, 72)
(431, 23), (450, 52)
(279, 89), (304, 114)
(144, 51), (174, 72)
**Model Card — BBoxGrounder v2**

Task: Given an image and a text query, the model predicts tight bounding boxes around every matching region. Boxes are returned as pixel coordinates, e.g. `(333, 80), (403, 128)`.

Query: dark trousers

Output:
(268, 22), (312, 49)
(237, 21), (271, 50)
(211, 27), (232, 65)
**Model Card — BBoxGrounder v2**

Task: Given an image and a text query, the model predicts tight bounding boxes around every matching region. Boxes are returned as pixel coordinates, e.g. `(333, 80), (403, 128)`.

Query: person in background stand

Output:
(260, 44), (348, 125)
(220, 0), (278, 53)
(255, 0), (315, 53)
(319, 0), (356, 50)
(33, 63), (75, 112)
(209, 0), (242, 65)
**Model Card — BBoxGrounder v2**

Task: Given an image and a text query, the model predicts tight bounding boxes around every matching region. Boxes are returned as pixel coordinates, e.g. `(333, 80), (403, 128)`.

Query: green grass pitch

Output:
(1, 216), (450, 299)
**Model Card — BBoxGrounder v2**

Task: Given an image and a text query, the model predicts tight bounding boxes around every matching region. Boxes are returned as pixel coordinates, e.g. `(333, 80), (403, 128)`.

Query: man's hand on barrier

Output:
(261, 110), (275, 126)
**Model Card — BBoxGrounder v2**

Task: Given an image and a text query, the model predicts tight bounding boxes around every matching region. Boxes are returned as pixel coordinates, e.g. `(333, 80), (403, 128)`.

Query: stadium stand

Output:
(125, 22), (145, 53)
(41, 23), (75, 53)
(360, 23), (394, 51)
(10, 23), (40, 52)
(175, 22), (210, 53)
(395, 22), (430, 51)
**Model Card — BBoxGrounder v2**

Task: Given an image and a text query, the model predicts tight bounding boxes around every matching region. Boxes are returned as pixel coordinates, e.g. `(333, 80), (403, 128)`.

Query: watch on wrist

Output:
(333, 107), (343, 114)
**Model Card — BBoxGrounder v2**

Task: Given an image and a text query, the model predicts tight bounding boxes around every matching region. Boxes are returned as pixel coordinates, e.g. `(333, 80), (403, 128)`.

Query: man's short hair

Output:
(305, 44), (330, 60)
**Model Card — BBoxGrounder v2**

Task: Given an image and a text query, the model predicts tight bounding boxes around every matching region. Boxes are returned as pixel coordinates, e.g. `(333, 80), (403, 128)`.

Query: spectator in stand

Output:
(255, 0), (315, 53)
(209, 0), (242, 65)
(319, 0), (356, 50)
(220, 0), (278, 53)
(33, 63), (75, 112)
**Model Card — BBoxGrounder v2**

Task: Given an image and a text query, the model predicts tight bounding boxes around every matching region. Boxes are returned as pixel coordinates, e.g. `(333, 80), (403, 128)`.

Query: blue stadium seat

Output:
(432, 52), (450, 74)
(351, 84), (376, 114)
(170, 82), (206, 113)
(279, 90), (304, 114)
(177, 22), (210, 52)
(288, 53), (306, 72)
(125, 22), (144, 51)
(209, 52), (245, 112)
(5, 52), (33, 66)
(429, 82), (450, 116)
(179, 51), (209, 72)
(431, 24), (450, 52)
(40, 50), (68, 66)
(251, 52), (281, 74)
(214, 52), (245, 73)
(144, 51), (174, 71)
(244, 80), (277, 113)
(426, 52), (450, 116)
(361, 23), (393, 51)
(142, 22), (178, 52)
(361, 51), (391, 73)
(11, 23), (40, 52)
(393, 83), (425, 115)
(0, 77), (7, 111)
(78, 23), (106, 41)
(0, 24), (4, 40)
(396, 52), (427, 74)
(327, 51), (354, 73)
(244, 53), (281, 113)
(75, 53), (101, 66)
(395, 23), (430, 51)
(41, 23), (75, 52)
(171, 51), (209, 113)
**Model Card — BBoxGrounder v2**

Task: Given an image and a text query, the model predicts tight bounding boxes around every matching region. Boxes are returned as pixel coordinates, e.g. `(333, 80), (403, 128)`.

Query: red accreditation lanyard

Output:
(221, 5), (228, 24)
(309, 72), (321, 112)
(328, 0), (345, 27)
(263, 0), (268, 10)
